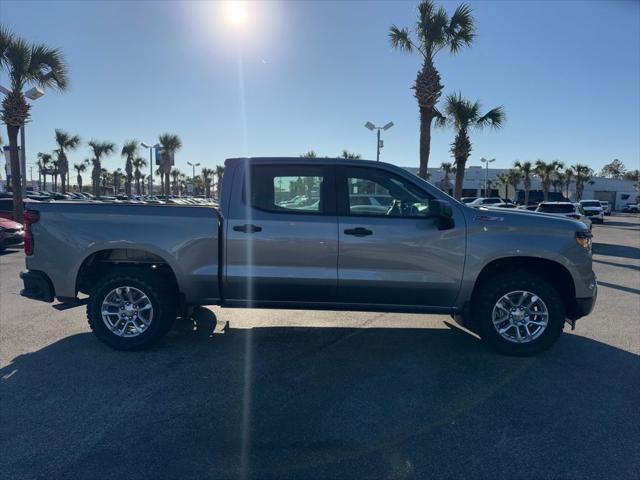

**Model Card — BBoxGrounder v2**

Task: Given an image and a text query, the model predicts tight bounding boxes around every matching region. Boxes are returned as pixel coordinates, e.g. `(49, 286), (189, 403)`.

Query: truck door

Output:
(225, 162), (338, 304)
(336, 165), (465, 308)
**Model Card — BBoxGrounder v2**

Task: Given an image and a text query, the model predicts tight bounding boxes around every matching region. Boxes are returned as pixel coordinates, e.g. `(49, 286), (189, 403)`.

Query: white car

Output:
(599, 200), (611, 215)
(468, 197), (503, 207)
(579, 200), (604, 224)
(535, 202), (592, 230)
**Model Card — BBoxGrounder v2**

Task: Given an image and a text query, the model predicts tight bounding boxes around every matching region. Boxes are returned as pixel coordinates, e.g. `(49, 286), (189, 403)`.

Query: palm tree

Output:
(514, 160), (533, 205)
(51, 157), (59, 192)
(215, 165), (225, 198)
(340, 150), (361, 159)
(300, 150), (317, 158)
(139, 173), (147, 195)
(535, 160), (563, 202)
(0, 27), (68, 222)
(202, 167), (214, 198)
(132, 156), (147, 195)
(389, 1), (475, 179)
(440, 162), (456, 194)
(54, 129), (80, 194)
(88, 140), (115, 196)
(73, 162), (86, 191)
(435, 92), (505, 199)
(37, 152), (52, 191)
(564, 167), (575, 199)
(170, 168), (181, 196)
(158, 133), (182, 199)
(155, 168), (163, 197)
(507, 168), (522, 201)
(113, 168), (122, 195)
(496, 172), (510, 198)
(121, 140), (138, 197)
(573, 164), (593, 201)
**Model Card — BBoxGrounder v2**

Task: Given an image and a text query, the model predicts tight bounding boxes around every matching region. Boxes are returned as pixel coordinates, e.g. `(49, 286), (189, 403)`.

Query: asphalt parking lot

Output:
(1, 214), (639, 480)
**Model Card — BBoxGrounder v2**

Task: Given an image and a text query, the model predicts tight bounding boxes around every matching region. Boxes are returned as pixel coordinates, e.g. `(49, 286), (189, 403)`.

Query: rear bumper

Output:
(20, 270), (55, 303)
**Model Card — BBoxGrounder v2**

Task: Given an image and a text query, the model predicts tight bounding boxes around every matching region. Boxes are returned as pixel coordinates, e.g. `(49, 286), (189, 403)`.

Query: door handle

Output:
(344, 227), (373, 237)
(233, 224), (262, 233)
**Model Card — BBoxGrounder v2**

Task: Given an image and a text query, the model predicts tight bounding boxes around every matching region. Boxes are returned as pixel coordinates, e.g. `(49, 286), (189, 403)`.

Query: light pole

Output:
(364, 121), (394, 161)
(480, 157), (496, 196)
(187, 161), (200, 196)
(141, 142), (159, 195)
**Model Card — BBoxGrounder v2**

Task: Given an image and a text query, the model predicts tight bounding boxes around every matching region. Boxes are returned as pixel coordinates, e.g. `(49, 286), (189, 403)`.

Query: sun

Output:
(225, 1), (248, 27)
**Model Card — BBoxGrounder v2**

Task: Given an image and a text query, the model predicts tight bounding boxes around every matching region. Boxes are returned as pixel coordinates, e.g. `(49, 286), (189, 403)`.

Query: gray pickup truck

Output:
(20, 157), (597, 355)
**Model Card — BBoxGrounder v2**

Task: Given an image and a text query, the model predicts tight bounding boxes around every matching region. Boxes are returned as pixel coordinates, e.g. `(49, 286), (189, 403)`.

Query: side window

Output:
(345, 167), (432, 217)
(249, 165), (326, 214)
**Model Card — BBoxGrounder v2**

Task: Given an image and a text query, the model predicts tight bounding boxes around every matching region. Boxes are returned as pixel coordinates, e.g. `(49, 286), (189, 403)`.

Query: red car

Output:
(0, 217), (24, 251)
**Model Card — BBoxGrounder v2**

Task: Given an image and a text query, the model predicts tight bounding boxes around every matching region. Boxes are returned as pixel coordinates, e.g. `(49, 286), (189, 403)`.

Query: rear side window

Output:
(248, 165), (329, 214)
(538, 204), (574, 213)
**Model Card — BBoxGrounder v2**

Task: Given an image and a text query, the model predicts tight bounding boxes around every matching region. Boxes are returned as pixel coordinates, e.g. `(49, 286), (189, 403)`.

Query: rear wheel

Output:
(87, 268), (177, 351)
(473, 271), (565, 356)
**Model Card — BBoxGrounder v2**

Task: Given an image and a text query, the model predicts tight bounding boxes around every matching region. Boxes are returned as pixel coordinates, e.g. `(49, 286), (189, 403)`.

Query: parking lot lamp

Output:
(481, 157), (496, 196)
(365, 121), (394, 161)
(141, 142), (159, 194)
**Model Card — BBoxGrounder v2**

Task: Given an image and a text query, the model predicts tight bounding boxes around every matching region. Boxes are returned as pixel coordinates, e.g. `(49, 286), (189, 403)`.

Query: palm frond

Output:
(0, 25), (14, 69)
(389, 25), (413, 54)
(28, 43), (68, 90)
(4, 37), (31, 90)
(417, 2), (449, 57)
(476, 106), (505, 130)
(433, 107), (447, 128)
(448, 3), (475, 54)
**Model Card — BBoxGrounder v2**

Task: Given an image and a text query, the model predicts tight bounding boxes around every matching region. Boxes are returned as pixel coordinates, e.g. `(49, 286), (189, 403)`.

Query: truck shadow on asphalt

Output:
(1, 309), (639, 480)
(592, 242), (640, 260)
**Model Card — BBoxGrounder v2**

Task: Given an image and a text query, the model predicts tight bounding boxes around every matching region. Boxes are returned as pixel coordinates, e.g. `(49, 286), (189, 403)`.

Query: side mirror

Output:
(428, 199), (454, 230)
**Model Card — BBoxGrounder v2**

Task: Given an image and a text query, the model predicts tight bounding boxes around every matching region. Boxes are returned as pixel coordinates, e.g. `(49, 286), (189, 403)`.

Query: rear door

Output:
(224, 162), (338, 304)
(337, 165), (465, 308)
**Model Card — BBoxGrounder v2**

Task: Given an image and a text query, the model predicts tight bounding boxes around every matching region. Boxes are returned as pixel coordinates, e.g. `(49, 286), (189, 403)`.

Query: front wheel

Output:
(87, 268), (177, 351)
(473, 271), (565, 356)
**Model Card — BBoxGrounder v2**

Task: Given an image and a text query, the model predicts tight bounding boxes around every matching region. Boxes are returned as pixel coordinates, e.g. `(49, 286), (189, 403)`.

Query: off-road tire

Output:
(87, 268), (177, 351)
(473, 271), (565, 356)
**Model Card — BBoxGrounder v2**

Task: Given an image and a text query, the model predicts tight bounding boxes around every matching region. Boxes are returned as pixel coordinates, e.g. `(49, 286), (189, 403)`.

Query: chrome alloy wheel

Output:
(101, 286), (154, 338)
(491, 290), (549, 343)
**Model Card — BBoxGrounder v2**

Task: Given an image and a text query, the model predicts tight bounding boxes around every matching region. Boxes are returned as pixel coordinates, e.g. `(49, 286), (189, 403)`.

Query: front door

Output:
(337, 166), (465, 308)
(225, 163), (338, 304)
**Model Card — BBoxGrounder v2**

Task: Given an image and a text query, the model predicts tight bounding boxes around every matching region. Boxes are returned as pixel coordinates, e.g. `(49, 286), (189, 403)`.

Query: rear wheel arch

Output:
(76, 248), (180, 298)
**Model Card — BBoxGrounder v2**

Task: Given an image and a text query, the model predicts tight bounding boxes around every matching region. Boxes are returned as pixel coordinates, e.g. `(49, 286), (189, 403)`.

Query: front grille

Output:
(585, 211), (597, 216)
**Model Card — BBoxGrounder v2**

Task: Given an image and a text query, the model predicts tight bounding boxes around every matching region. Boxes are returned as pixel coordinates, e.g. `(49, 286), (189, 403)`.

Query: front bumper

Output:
(20, 270), (55, 303)
(568, 284), (597, 321)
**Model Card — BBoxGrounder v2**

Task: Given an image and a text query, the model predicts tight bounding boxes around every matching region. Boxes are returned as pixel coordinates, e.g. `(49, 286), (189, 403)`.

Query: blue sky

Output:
(1, 0), (639, 180)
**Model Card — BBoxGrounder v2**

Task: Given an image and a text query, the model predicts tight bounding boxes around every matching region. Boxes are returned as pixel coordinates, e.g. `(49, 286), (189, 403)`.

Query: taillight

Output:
(23, 210), (39, 256)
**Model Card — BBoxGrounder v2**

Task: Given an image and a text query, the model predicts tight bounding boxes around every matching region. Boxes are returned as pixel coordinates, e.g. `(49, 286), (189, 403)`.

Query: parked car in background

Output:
(468, 197), (503, 207)
(535, 202), (592, 230)
(599, 200), (611, 216)
(622, 203), (640, 213)
(492, 202), (518, 209)
(579, 200), (604, 224)
(460, 197), (476, 204)
(517, 204), (539, 211)
(516, 190), (570, 205)
(0, 217), (24, 251)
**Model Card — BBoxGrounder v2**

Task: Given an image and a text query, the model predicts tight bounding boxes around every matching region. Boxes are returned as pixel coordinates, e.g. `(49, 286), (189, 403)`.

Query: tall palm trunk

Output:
(6, 125), (24, 223)
(77, 174), (82, 191)
(523, 177), (531, 205)
(415, 59), (443, 179)
(164, 172), (170, 198)
(452, 130), (471, 199)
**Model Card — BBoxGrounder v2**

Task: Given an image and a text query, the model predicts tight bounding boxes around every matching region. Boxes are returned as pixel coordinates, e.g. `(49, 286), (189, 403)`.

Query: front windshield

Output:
(581, 201), (601, 207)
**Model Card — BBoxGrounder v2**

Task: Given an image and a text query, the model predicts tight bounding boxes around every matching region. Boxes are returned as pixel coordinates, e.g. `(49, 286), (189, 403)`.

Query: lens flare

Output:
(225, 1), (248, 26)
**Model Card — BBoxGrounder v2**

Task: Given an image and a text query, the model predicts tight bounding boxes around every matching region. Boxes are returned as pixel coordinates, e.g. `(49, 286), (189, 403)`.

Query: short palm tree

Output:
(170, 168), (181, 196)
(300, 150), (317, 158)
(564, 167), (575, 199)
(435, 92), (505, 199)
(573, 164), (593, 201)
(496, 172), (510, 198)
(113, 168), (123, 195)
(0, 27), (68, 222)
(514, 160), (533, 205)
(440, 162), (456, 194)
(389, 0), (475, 179)
(88, 140), (115, 196)
(202, 167), (214, 198)
(37, 152), (52, 191)
(73, 162), (86, 191)
(132, 156), (147, 195)
(51, 158), (59, 192)
(507, 168), (522, 201)
(215, 165), (225, 198)
(121, 140), (138, 197)
(54, 129), (80, 194)
(535, 160), (563, 202)
(158, 133), (182, 198)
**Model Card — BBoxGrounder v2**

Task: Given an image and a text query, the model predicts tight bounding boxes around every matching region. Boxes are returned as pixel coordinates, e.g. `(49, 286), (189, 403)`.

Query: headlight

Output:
(575, 230), (592, 251)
